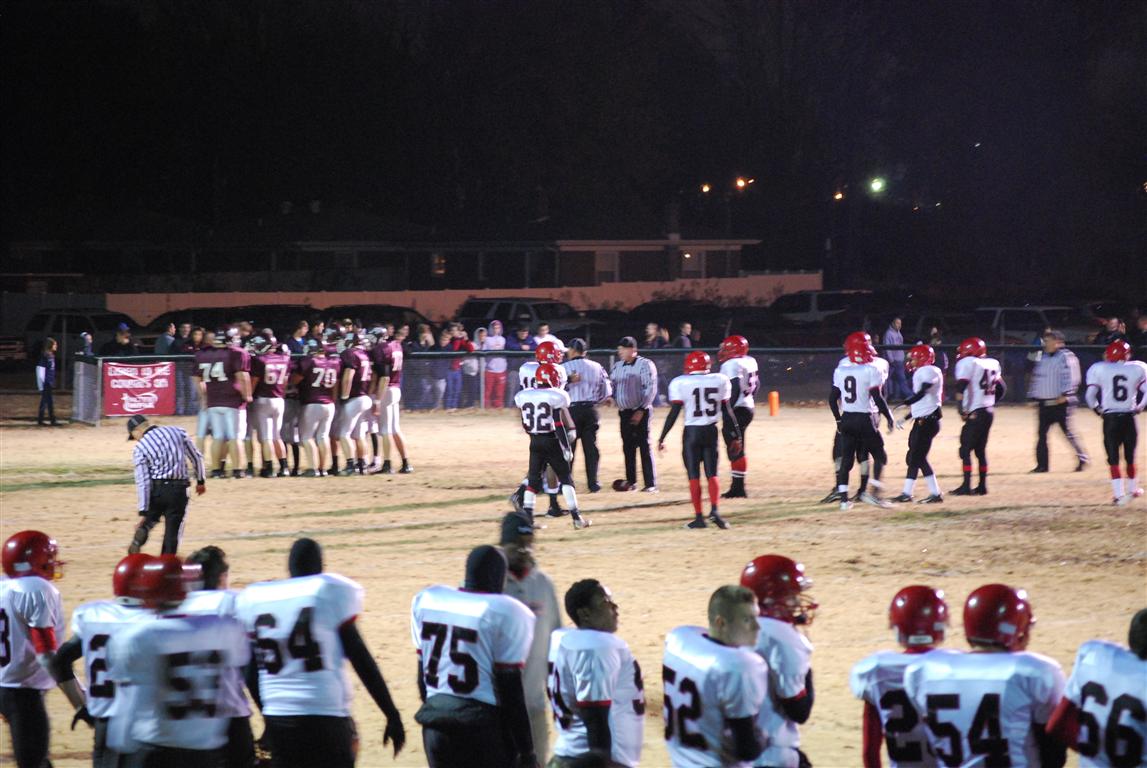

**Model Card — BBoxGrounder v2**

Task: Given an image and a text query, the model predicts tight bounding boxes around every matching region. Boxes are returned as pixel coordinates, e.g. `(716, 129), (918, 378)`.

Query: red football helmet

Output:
(956, 337), (987, 360)
(2, 530), (63, 580)
(905, 344), (936, 373)
(718, 335), (749, 363)
(535, 362), (561, 389)
(684, 350), (712, 374)
(535, 341), (564, 365)
(889, 585), (949, 648)
(123, 555), (200, 608)
(1105, 340), (1132, 363)
(845, 333), (876, 364)
(740, 554), (817, 625)
(963, 583), (1034, 651)
(113, 554), (156, 602)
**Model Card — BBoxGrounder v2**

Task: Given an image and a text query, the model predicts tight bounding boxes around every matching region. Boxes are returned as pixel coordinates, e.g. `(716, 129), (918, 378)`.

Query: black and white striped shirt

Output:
(610, 355), (658, 410)
(563, 357), (612, 404)
(133, 425), (206, 512)
(1027, 349), (1082, 402)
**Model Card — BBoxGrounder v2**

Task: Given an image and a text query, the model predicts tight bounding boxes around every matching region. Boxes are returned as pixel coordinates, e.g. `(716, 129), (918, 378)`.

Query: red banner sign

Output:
(102, 362), (176, 417)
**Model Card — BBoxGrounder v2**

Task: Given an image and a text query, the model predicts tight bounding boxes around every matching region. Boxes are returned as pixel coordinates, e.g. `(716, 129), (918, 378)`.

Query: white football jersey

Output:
(514, 387), (571, 435)
(235, 573), (363, 717)
(410, 585), (535, 707)
(719, 356), (760, 410)
(834, 361), (885, 415)
(1063, 639), (1147, 767)
(909, 365), (944, 419)
(107, 613), (249, 752)
(850, 649), (961, 768)
(904, 650), (1066, 768)
(181, 589), (251, 718)
(1085, 361), (1147, 414)
(754, 617), (814, 768)
(0, 575), (64, 690)
(669, 372), (733, 427)
(662, 625), (767, 768)
(519, 360), (569, 390)
(549, 628), (645, 768)
(955, 357), (1002, 413)
(68, 599), (151, 718)
(872, 356), (890, 386)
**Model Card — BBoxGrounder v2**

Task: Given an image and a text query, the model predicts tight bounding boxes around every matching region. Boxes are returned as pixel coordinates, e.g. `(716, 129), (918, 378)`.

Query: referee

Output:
(609, 336), (658, 491)
(563, 338), (612, 492)
(126, 414), (207, 555)
(1027, 329), (1089, 473)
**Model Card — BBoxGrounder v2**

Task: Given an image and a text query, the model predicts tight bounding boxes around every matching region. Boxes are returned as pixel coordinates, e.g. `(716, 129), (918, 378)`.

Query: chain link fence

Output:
(70, 345), (1132, 425)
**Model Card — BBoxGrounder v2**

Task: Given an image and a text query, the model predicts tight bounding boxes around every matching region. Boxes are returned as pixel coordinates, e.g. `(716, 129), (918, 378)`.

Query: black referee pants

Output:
(619, 407), (655, 488)
(134, 481), (189, 555)
(568, 403), (600, 487)
(0, 687), (49, 768)
(1035, 402), (1088, 470)
(1102, 412), (1137, 468)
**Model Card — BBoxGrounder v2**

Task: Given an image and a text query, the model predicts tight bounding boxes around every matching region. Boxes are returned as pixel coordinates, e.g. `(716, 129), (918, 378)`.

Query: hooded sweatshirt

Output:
(484, 321), (507, 373)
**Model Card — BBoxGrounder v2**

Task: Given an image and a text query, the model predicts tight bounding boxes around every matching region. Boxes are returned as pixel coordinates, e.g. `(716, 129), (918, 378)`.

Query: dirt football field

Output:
(1, 394), (1144, 767)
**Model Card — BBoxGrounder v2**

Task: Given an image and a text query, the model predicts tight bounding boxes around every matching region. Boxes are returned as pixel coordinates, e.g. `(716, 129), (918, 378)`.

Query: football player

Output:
(292, 343), (341, 476)
(1046, 608), (1146, 767)
(662, 585), (768, 767)
(657, 350), (742, 529)
(513, 362), (589, 529)
(1084, 340), (1147, 505)
(741, 554), (817, 768)
(280, 342), (303, 476)
(49, 554), (154, 768)
(411, 545), (537, 768)
(0, 531), (89, 768)
(249, 334), (293, 478)
(182, 546), (256, 768)
(106, 554), (249, 767)
(829, 334), (895, 510)
(822, 332), (890, 504)
(850, 585), (955, 768)
(904, 584), (1067, 768)
(371, 326), (413, 474)
(193, 328), (253, 478)
(236, 538), (405, 768)
(951, 337), (1005, 496)
(335, 333), (374, 475)
(717, 335), (760, 498)
(511, 341), (570, 516)
(890, 344), (945, 504)
(548, 579), (644, 768)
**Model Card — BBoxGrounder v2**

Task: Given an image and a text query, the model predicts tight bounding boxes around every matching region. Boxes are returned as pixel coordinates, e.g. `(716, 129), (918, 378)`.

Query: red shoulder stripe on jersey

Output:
(494, 662), (526, 670)
(1045, 697), (1080, 747)
(575, 700), (612, 708)
(339, 615), (359, 628)
(783, 688), (807, 702)
(29, 626), (57, 655)
(671, 399), (684, 404)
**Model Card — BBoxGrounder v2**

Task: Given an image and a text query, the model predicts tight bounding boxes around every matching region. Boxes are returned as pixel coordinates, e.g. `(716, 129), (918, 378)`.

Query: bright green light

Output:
(869, 177), (886, 193)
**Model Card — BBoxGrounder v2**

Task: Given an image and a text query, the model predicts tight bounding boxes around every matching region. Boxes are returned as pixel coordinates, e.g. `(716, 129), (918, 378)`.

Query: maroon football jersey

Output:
(252, 352), (293, 399)
(339, 348), (373, 397)
(297, 355), (340, 405)
(372, 340), (405, 388)
(194, 347), (251, 409)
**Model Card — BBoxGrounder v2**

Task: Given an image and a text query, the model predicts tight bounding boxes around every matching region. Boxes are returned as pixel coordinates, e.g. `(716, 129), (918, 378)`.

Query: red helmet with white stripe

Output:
(1105, 340), (1131, 363)
(963, 583), (1034, 651)
(2, 530), (63, 580)
(889, 585), (949, 648)
(740, 554), (817, 625)
(535, 341), (564, 365)
(905, 344), (935, 373)
(684, 350), (712, 374)
(956, 337), (987, 360)
(535, 363), (561, 389)
(718, 335), (749, 363)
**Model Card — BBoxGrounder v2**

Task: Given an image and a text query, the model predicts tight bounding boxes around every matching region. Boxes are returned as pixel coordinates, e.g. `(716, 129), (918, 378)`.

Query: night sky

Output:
(3, 1), (1144, 296)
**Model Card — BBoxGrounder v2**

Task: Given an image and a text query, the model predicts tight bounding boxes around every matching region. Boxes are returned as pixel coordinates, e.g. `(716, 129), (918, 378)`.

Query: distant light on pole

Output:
(735, 177), (747, 190)
(869, 177), (886, 194)
(700, 183), (711, 194)
(833, 191), (844, 201)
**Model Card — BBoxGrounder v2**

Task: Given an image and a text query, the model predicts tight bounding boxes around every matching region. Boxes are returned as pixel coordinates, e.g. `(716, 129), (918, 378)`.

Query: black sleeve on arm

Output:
(48, 636), (83, 683)
(244, 650), (263, 712)
(494, 668), (535, 758)
(994, 378), (1007, 400)
(829, 387), (843, 421)
(902, 382), (932, 407)
(1033, 722), (1067, 768)
(338, 622), (399, 718)
(722, 399), (742, 442)
(581, 704), (613, 754)
(729, 377), (742, 408)
(779, 669), (815, 724)
(955, 380), (969, 396)
(871, 389), (893, 424)
(657, 402), (683, 444)
(725, 715), (766, 761)
(416, 657), (427, 703)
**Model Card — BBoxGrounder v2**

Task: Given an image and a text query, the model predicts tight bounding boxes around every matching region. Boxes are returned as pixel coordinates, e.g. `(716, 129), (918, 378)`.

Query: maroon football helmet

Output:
(718, 335), (749, 363)
(535, 363), (561, 389)
(113, 554), (157, 602)
(1105, 340), (1131, 363)
(2, 530), (63, 580)
(956, 337), (987, 360)
(684, 350), (712, 374)
(963, 583), (1034, 651)
(535, 341), (564, 365)
(889, 585), (949, 648)
(124, 555), (200, 608)
(905, 344), (936, 374)
(740, 554), (817, 625)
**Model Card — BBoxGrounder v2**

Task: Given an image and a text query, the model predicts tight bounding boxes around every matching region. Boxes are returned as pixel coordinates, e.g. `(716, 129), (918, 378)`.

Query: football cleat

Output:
(399, 460), (413, 474)
(641, 486), (659, 493)
(889, 493), (913, 503)
(546, 508), (570, 518)
(1116, 494), (1132, 507)
(917, 494), (944, 504)
(820, 489), (846, 504)
(708, 512), (730, 529)
(839, 500), (853, 511)
(685, 517), (708, 529)
(572, 515), (591, 530)
(950, 485), (973, 496)
(859, 492), (892, 509)
(973, 486), (988, 495)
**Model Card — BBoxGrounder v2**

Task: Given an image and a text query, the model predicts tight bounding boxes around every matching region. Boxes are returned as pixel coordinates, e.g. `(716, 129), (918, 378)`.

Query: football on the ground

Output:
(612, 478), (632, 492)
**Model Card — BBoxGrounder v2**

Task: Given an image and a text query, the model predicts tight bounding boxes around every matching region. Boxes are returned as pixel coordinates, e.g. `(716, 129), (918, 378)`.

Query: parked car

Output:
(319, 304), (439, 337)
(455, 297), (602, 344)
(972, 306), (1097, 345)
(24, 308), (141, 358)
(768, 290), (874, 325)
(627, 300), (733, 338)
